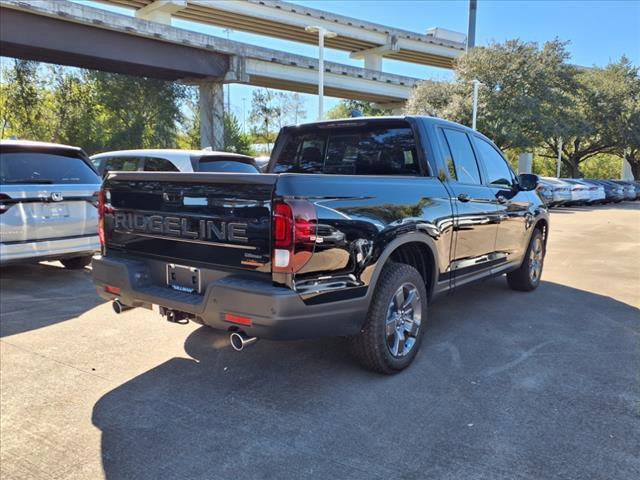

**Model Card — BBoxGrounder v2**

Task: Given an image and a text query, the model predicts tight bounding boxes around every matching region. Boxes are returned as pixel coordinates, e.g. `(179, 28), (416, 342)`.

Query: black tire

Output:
(350, 263), (427, 374)
(507, 229), (545, 292)
(60, 255), (93, 270)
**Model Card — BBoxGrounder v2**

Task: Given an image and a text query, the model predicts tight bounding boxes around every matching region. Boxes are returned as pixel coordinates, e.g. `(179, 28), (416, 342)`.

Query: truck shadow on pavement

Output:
(0, 262), (103, 337)
(91, 278), (639, 480)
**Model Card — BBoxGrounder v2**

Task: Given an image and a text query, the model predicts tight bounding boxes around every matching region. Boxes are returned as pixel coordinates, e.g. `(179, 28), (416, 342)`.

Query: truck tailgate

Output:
(103, 172), (277, 272)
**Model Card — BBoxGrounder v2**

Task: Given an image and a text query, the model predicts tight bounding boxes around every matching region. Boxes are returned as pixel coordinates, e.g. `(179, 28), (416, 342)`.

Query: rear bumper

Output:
(0, 234), (99, 264)
(92, 255), (368, 340)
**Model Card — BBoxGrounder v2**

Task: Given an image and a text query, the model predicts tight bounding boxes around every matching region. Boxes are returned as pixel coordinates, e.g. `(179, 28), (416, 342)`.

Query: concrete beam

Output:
(350, 38), (400, 60)
(243, 58), (412, 103)
(136, 0), (186, 25)
(0, 7), (228, 80)
(350, 39), (399, 71)
(185, 0), (465, 66)
(1, 0), (419, 103)
(199, 82), (224, 151)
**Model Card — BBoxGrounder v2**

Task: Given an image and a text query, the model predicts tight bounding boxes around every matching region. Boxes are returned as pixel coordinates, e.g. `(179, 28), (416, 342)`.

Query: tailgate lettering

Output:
(113, 211), (249, 244)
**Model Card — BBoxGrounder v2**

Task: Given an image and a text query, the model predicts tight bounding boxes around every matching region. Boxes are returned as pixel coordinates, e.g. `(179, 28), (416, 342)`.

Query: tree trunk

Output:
(563, 157), (582, 178)
(630, 161), (640, 180)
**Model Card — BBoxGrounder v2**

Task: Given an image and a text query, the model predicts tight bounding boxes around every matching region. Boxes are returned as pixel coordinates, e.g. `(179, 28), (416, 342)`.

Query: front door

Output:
(472, 136), (532, 262)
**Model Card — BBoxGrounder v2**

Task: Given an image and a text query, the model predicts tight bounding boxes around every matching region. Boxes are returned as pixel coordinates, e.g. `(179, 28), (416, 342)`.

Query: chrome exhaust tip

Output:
(230, 331), (258, 351)
(112, 299), (132, 314)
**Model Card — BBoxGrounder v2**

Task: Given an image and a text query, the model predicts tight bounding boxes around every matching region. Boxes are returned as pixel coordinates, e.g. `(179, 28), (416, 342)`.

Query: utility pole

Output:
(556, 138), (563, 178)
(242, 97), (247, 134)
(471, 79), (480, 130)
(467, 0), (477, 50)
(223, 28), (232, 116)
(305, 26), (337, 120)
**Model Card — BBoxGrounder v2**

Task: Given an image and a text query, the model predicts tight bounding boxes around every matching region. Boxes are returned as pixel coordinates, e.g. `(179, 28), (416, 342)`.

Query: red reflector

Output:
(224, 313), (252, 326)
(104, 285), (121, 295)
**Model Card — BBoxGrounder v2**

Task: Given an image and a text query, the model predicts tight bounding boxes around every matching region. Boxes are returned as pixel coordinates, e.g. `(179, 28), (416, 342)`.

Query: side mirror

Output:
(518, 173), (539, 192)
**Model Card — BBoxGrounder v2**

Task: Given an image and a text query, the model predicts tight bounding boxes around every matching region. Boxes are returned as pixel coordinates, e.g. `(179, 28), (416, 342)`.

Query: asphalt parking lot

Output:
(1, 204), (639, 480)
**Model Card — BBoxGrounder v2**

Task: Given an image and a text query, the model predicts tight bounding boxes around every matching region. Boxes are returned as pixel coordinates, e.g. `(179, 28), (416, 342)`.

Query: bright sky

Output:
(71, 1), (640, 125)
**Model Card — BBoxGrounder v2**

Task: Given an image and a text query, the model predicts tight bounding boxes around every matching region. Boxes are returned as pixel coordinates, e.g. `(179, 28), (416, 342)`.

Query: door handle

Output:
(497, 195), (507, 204)
(457, 193), (470, 203)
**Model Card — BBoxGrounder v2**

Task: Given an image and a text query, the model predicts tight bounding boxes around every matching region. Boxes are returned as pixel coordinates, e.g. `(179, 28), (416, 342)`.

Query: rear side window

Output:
(473, 137), (514, 187)
(440, 128), (482, 185)
(103, 156), (140, 173)
(197, 160), (258, 173)
(143, 157), (179, 172)
(0, 151), (99, 184)
(273, 125), (421, 176)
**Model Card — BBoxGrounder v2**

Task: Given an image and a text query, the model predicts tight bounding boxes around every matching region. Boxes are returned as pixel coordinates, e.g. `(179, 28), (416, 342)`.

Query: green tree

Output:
(406, 39), (576, 152)
(1, 59), (54, 141)
(327, 99), (390, 119)
(50, 66), (103, 153)
(87, 71), (186, 150)
(606, 57), (640, 178)
(249, 89), (280, 149)
(224, 112), (254, 155)
(540, 58), (639, 177)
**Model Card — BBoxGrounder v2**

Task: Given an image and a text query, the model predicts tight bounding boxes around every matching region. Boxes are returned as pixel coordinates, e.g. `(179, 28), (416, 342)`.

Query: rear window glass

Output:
(143, 157), (179, 172)
(197, 158), (258, 173)
(272, 125), (421, 176)
(0, 151), (99, 184)
(103, 156), (140, 173)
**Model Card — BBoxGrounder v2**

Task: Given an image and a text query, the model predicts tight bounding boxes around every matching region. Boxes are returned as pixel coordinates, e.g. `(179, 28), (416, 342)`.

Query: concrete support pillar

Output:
(135, 0), (186, 25)
(518, 152), (533, 174)
(364, 53), (382, 71)
(622, 156), (634, 180)
(199, 82), (224, 151)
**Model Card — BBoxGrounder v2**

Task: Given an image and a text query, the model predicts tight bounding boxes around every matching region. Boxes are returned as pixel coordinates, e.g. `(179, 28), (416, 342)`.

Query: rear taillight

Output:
(272, 199), (317, 273)
(97, 190), (113, 248)
(0, 193), (13, 214)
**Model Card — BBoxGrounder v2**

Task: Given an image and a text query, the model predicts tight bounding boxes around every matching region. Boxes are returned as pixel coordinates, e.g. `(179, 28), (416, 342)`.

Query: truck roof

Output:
(284, 115), (481, 134)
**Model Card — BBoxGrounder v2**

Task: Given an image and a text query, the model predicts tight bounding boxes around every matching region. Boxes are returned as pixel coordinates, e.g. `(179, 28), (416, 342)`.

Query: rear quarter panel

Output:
(274, 173), (454, 299)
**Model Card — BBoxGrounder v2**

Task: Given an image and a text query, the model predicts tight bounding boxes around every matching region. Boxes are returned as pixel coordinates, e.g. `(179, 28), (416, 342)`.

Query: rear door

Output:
(0, 147), (101, 244)
(436, 127), (501, 284)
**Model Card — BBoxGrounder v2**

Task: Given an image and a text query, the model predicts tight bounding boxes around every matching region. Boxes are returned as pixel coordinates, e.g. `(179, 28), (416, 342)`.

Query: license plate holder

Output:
(43, 204), (69, 218)
(166, 263), (201, 294)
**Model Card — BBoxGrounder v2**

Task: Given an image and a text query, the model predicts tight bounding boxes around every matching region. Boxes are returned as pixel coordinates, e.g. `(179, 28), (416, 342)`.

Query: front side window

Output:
(273, 125), (421, 176)
(473, 137), (514, 187)
(441, 128), (482, 185)
(0, 151), (99, 184)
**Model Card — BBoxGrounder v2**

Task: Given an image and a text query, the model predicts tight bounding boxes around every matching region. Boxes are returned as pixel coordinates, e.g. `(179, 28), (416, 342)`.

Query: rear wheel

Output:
(507, 229), (545, 291)
(350, 263), (427, 374)
(60, 255), (93, 270)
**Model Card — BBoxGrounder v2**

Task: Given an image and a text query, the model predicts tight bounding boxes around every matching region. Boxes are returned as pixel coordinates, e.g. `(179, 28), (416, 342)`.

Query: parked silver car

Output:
(0, 140), (101, 267)
(539, 177), (572, 206)
(90, 149), (259, 176)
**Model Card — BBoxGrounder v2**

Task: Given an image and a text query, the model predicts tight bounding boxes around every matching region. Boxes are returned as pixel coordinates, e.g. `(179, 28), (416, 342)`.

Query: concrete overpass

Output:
(101, 0), (466, 70)
(0, 0), (461, 149)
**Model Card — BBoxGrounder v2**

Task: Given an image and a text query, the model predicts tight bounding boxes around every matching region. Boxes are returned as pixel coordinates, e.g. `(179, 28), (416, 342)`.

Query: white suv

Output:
(90, 149), (259, 176)
(0, 140), (101, 268)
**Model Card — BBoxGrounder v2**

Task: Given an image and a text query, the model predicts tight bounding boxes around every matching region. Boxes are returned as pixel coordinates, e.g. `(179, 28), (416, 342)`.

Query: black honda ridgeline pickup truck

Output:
(93, 116), (548, 373)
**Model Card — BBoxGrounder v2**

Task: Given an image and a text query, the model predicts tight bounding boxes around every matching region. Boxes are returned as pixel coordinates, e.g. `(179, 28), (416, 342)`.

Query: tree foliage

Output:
(326, 100), (390, 119)
(1, 59), (190, 154)
(224, 112), (254, 156)
(405, 40), (639, 178)
(249, 89), (307, 148)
